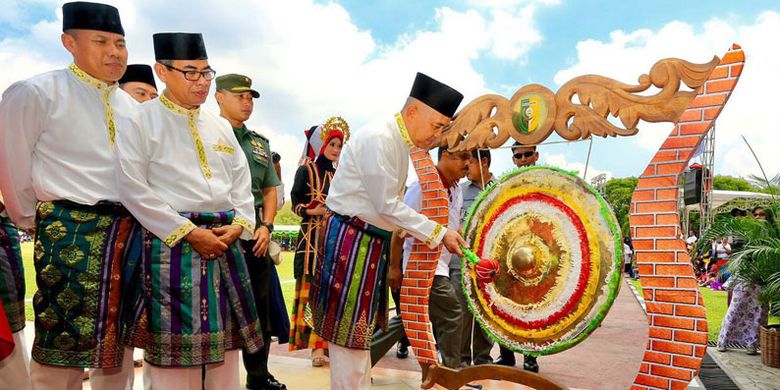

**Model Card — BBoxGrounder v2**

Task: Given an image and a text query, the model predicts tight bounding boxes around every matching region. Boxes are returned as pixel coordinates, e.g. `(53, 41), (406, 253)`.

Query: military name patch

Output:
(212, 139), (235, 155)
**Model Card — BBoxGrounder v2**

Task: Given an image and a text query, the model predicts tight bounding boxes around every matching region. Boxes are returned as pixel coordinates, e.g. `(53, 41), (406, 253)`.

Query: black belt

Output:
(53, 199), (129, 216)
(329, 210), (392, 241)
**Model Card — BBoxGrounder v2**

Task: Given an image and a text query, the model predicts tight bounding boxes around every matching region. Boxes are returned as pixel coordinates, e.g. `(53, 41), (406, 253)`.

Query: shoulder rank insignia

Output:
(250, 139), (269, 164)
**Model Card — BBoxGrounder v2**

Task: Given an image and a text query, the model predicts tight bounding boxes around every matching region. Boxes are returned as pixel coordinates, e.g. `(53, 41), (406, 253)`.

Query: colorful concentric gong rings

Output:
(462, 166), (623, 356)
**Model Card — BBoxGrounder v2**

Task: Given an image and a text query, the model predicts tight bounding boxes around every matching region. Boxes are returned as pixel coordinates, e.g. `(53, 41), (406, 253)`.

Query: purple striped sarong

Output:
(122, 210), (263, 366)
(310, 211), (390, 349)
(0, 215), (24, 333)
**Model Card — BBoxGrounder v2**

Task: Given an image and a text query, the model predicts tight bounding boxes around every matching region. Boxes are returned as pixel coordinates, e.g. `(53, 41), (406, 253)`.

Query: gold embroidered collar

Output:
(160, 92), (200, 117)
(394, 113), (414, 148)
(159, 92), (212, 179)
(68, 63), (117, 92)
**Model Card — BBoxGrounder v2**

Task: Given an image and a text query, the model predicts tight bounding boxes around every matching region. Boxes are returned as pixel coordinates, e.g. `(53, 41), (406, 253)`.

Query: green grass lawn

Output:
(21, 242), (36, 321)
(277, 251), (296, 314)
(628, 278), (779, 341)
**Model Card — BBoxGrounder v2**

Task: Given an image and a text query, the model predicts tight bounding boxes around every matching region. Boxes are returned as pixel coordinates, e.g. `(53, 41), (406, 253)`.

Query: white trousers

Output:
(30, 346), (134, 390)
(329, 344), (371, 390)
(143, 349), (239, 390)
(0, 330), (31, 390)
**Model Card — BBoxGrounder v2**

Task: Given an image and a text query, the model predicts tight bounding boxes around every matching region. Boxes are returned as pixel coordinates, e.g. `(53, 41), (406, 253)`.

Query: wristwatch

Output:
(259, 222), (274, 233)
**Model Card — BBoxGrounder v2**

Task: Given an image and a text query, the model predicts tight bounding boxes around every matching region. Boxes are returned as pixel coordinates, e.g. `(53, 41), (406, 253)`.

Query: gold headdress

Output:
(321, 116), (350, 143)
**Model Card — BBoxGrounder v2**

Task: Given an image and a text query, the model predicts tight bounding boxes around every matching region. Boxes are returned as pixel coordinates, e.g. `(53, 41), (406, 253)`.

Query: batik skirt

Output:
(310, 212), (390, 350)
(717, 283), (769, 348)
(0, 215), (24, 333)
(123, 211), (263, 366)
(32, 200), (134, 368)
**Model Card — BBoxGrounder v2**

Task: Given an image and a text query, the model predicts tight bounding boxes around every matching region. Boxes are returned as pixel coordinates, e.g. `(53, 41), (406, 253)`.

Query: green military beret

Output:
(215, 73), (259, 98)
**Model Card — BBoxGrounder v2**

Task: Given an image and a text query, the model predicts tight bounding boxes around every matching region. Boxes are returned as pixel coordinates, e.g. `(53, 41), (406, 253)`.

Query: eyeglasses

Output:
(163, 64), (216, 81)
(513, 151), (535, 159)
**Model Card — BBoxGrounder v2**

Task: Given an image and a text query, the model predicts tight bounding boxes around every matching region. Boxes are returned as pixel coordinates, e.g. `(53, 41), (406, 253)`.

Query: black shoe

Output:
(396, 342), (409, 359)
(246, 375), (287, 390)
(493, 356), (516, 367)
(473, 358), (493, 366)
(523, 355), (539, 373)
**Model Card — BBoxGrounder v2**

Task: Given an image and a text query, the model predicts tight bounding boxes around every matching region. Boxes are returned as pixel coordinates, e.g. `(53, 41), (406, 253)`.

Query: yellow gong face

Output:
(461, 167), (623, 356)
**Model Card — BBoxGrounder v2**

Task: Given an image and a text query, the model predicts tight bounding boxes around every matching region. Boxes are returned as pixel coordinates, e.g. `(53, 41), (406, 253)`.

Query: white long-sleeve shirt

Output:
(115, 93), (255, 247)
(276, 182), (285, 210)
(0, 64), (137, 229)
(326, 114), (445, 247)
(402, 179), (462, 276)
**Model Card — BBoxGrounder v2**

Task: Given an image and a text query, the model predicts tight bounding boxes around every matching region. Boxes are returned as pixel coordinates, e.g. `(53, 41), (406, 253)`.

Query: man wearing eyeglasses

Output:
(511, 141), (539, 168)
(0, 2), (139, 388)
(493, 140), (540, 372)
(115, 32), (262, 389)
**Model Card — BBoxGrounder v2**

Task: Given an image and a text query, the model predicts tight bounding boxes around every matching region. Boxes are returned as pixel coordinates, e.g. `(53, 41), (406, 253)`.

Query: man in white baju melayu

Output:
(311, 72), (468, 390)
(0, 2), (138, 389)
(115, 32), (263, 390)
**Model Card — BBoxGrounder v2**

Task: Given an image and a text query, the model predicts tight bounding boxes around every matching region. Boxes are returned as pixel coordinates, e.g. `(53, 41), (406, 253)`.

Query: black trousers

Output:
(241, 240), (273, 381)
(370, 276), (462, 368)
(450, 267), (493, 366)
(369, 278), (409, 367)
(393, 288), (410, 348)
(428, 275), (463, 368)
(498, 345), (539, 367)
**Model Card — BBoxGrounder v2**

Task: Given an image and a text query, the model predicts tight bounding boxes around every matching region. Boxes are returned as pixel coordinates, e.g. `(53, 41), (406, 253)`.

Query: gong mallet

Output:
(461, 246), (500, 283)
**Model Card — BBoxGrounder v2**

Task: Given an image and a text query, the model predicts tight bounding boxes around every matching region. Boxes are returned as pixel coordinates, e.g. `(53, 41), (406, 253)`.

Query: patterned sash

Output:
(123, 210), (263, 366)
(310, 211), (390, 349)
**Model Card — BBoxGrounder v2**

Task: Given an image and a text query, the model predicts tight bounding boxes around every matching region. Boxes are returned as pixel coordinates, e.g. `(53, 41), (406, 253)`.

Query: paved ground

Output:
(20, 277), (778, 389)
(706, 346), (780, 390)
(265, 278), (649, 389)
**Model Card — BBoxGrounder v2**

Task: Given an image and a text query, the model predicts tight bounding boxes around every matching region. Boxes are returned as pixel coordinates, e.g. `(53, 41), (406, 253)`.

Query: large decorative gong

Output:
(462, 166), (623, 356)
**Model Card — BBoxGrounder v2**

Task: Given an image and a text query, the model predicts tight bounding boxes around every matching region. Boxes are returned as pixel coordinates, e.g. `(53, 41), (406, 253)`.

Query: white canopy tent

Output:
(682, 189), (774, 234)
(684, 190), (774, 212)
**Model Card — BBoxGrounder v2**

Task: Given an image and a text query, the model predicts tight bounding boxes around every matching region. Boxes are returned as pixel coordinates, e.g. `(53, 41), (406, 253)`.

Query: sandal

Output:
(312, 355), (327, 367)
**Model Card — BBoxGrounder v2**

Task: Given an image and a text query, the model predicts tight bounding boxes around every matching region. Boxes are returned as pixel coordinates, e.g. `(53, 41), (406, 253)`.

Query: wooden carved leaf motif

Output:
(555, 56), (720, 140)
(440, 56), (720, 151)
(439, 94), (512, 151)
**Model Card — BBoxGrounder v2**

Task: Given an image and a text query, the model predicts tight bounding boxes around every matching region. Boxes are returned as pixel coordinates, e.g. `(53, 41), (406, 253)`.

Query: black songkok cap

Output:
(62, 2), (124, 35)
(409, 72), (464, 118)
(153, 33), (208, 61)
(119, 64), (157, 89)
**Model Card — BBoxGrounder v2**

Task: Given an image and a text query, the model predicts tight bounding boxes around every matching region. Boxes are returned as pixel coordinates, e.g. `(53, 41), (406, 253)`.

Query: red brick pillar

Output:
(630, 44), (745, 389)
(400, 147), (449, 366)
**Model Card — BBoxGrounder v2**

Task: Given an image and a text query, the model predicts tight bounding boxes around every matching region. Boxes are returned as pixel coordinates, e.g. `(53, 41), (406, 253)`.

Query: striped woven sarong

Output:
(32, 200), (134, 368)
(289, 274), (328, 351)
(123, 210), (263, 367)
(310, 211), (390, 349)
(0, 215), (24, 333)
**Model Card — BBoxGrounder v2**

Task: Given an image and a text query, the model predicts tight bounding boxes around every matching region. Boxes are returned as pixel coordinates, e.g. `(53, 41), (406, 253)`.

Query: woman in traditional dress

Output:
(716, 206), (770, 355)
(289, 117), (348, 367)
